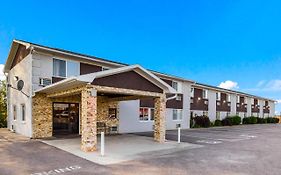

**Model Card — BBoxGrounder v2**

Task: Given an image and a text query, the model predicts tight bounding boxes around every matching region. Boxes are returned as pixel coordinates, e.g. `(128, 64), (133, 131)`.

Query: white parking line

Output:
(30, 165), (81, 175)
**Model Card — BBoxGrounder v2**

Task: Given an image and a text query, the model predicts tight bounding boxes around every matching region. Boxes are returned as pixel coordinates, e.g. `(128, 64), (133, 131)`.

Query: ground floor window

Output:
(216, 112), (220, 120)
(264, 113), (269, 118)
(173, 109), (183, 121)
(21, 104), (25, 121)
(203, 111), (208, 117)
(139, 107), (154, 121)
(226, 112), (230, 117)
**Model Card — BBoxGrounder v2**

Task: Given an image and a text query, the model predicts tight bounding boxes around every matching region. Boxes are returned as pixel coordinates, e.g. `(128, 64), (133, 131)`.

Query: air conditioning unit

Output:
(39, 78), (52, 87)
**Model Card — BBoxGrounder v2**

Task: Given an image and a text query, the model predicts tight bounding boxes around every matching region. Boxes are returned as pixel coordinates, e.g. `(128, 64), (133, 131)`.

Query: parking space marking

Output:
(196, 140), (222, 144)
(30, 165), (81, 175)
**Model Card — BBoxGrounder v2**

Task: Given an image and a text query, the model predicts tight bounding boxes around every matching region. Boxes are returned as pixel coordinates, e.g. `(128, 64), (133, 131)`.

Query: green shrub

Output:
(266, 117), (279, 124)
(193, 116), (211, 128)
(214, 119), (222, 126)
(257, 118), (267, 124)
(222, 117), (232, 126)
(243, 116), (258, 124)
(229, 116), (241, 125)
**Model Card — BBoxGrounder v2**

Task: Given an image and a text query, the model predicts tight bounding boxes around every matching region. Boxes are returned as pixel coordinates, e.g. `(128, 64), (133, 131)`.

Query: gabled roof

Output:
(35, 65), (177, 94)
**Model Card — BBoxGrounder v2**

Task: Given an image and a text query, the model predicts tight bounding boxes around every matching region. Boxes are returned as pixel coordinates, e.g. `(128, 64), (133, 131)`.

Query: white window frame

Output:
(216, 92), (221, 100)
(227, 94), (231, 102)
(53, 58), (80, 78)
(237, 96), (240, 103)
(202, 89), (208, 99)
(172, 109), (183, 121)
(172, 81), (178, 91)
(21, 104), (26, 122)
(139, 107), (154, 122)
(216, 112), (220, 120)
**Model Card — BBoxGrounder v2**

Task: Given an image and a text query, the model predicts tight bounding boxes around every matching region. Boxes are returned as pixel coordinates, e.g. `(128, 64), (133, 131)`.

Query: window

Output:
(227, 94), (231, 102)
(216, 112), (220, 120)
(173, 109), (182, 120)
(216, 92), (221, 100)
(237, 96), (240, 103)
(257, 100), (260, 105)
(203, 111), (208, 116)
(13, 105), (17, 120)
(190, 88), (194, 97)
(251, 99), (254, 105)
(21, 104), (25, 121)
(172, 81), (178, 91)
(226, 112), (230, 117)
(53, 58), (79, 77)
(139, 107), (154, 121)
(67, 60), (80, 77)
(202, 89), (208, 99)
(236, 112), (239, 116)
(176, 95), (182, 101)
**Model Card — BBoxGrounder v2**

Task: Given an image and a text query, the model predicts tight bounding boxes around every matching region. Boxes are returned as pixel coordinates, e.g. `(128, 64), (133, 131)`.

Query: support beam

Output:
(154, 94), (166, 143)
(81, 88), (97, 152)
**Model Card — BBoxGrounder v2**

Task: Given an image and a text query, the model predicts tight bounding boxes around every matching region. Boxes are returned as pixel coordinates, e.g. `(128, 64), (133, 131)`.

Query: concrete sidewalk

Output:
(41, 134), (200, 165)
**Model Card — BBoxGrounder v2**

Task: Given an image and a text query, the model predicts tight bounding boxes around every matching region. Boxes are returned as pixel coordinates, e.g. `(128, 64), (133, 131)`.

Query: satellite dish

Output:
(17, 80), (24, 91)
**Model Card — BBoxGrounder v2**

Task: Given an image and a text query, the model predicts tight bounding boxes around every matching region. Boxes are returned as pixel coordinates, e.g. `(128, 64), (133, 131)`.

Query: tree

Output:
(0, 80), (7, 128)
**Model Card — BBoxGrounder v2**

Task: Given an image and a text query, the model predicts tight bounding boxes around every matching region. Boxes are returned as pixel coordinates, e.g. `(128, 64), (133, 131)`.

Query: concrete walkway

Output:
(41, 134), (200, 165)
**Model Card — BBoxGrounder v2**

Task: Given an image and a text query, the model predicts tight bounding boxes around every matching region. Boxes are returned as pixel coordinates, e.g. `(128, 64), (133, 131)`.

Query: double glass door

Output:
(53, 103), (79, 135)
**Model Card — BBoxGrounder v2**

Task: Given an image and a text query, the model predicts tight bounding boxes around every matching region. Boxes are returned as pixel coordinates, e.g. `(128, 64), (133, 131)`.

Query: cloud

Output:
(218, 80), (239, 90)
(244, 79), (281, 92)
(0, 64), (5, 81)
(276, 99), (281, 104)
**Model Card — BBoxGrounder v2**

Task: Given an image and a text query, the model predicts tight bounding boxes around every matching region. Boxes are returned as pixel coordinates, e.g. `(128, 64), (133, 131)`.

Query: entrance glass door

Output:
(53, 103), (79, 135)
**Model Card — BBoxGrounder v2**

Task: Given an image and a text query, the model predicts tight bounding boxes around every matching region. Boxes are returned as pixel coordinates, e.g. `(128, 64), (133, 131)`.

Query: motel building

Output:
(4, 39), (275, 152)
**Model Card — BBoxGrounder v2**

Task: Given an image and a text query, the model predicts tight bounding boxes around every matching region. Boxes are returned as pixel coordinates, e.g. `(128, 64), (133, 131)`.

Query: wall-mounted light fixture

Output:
(14, 76), (19, 81)
(198, 97), (201, 100)
(223, 100), (226, 103)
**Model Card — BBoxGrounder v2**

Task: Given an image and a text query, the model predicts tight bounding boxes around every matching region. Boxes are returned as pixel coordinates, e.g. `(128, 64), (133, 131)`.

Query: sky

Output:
(0, 0), (280, 114)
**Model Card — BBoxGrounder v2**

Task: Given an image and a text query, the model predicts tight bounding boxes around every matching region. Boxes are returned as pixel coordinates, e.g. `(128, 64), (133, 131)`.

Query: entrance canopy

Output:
(33, 65), (175, 152)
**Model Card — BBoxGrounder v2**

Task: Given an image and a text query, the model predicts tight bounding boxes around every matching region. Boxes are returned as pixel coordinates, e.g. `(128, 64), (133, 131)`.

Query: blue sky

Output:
(0, 0), (280, 114)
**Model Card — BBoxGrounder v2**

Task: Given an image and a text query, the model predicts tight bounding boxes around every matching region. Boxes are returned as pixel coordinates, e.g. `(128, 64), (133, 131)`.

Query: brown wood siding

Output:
(251, 98), (260, 113)
(216, 93), (231, 112)
(160, 78), (173, 86)
(80, 63), (102, 75)
(140, 98), (154, 108)
(92, 71), (163, 93)
(11, 45), (30, 69)
(140, 94), (183, 109)
(190, 88), (208, 111)
(263, 100), (270, 113)
(52, 77), (65, 83)
(236, 96), (247, 112)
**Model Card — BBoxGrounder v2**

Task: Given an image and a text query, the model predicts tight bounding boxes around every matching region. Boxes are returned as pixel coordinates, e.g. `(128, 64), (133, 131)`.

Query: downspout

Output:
(166, 93), (178, 101)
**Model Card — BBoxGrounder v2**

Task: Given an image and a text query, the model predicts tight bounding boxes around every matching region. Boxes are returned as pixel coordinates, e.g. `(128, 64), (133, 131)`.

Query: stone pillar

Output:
(154, 95), (166, 143)
(81, 88), (97, 152)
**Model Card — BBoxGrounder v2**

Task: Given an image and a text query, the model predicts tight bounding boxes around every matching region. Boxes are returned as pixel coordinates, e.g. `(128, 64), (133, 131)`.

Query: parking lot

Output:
(1, 124), (281, 175)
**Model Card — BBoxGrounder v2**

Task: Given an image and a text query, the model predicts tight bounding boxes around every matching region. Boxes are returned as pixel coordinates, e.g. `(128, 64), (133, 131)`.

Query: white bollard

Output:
(178, 127), (181, 144)
(101, 132), (105, 156)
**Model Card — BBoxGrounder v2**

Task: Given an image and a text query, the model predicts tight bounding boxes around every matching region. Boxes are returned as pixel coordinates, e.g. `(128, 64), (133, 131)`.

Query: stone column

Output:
(154, 94), (166, 143)
(81, 88), (97, 152)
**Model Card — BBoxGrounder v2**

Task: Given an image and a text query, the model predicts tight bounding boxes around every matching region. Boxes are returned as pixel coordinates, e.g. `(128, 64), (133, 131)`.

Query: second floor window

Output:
(53, 58), (79, 77)
(216, 92), (221, 100)
(202, 89), (208, 99)
(227, 94), (231, 102)
(172, 81), (178, 91)
(190, 88), (194, 97)
(237, 96), (240, 103)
